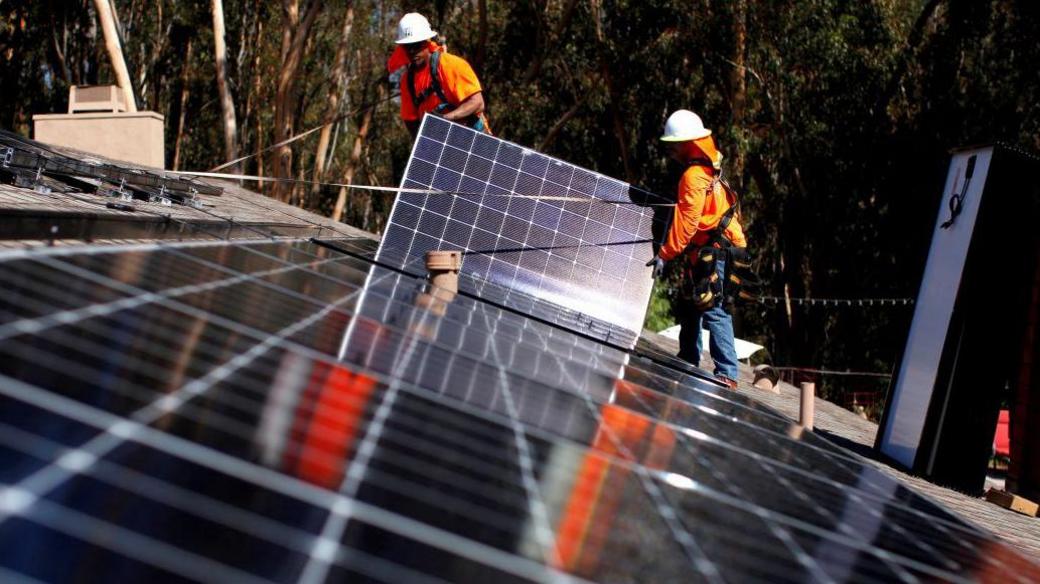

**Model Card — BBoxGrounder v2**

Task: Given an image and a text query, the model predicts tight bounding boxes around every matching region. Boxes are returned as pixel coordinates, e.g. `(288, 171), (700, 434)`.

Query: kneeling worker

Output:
(647, 110), (747, 388)
(388, 12), (490, 138)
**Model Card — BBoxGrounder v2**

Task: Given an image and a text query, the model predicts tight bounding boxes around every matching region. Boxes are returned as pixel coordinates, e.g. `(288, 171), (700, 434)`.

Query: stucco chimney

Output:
(32, 85), (164, 169)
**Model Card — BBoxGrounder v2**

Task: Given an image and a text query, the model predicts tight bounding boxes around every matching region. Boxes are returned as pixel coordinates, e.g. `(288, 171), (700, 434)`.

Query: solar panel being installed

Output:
(0, 237), (1038, 583)
(378, 116), (665, 347)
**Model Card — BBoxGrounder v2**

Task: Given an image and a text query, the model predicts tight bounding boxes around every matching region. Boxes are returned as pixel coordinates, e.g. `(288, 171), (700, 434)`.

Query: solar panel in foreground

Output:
(378, 115), (660, 347)
(1, 238), (1039, 582)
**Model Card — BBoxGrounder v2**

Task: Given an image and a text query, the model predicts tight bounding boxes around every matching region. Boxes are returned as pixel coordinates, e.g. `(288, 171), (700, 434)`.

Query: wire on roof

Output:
(204, 107), (677, 207)
(166, 170), (678, 206)
(208, 91), (401, 172)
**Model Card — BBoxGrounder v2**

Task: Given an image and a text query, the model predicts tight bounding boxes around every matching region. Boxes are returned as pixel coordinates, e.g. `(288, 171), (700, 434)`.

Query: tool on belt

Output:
(676, 160), (761, 312)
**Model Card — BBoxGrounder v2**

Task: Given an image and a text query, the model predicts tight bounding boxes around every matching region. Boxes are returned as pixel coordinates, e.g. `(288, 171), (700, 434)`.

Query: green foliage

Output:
(643, 282), (676, 333)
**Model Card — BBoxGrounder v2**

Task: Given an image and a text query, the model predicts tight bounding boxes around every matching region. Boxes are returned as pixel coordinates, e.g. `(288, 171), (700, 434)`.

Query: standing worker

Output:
(646, 110), (748, 388)
(387, 13), (490, 138)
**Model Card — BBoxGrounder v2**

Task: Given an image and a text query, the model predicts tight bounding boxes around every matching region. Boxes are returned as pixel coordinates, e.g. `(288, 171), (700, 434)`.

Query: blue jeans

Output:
(677, 258), (740, 380)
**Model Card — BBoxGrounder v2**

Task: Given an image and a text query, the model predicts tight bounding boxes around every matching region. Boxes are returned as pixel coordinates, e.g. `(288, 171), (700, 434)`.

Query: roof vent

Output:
(425, 250), (462, 296)
(68, 85), (127, 114)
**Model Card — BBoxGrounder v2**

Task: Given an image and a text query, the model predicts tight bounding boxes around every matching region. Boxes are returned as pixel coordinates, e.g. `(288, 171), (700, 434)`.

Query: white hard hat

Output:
(396, 13), (437, 44)
(660, 109), (712, 142)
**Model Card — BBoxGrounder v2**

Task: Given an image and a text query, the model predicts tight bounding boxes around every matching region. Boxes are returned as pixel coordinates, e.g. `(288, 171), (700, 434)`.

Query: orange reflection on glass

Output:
(288, 361), (377, 489)
(555, 382), (678, 573)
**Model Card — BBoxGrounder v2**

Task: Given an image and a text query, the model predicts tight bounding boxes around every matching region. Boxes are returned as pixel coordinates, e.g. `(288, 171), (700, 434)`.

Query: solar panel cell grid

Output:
(379, 116), (656, 345)
(0, 259), (131, 324)
(2, 235), (1039, 583)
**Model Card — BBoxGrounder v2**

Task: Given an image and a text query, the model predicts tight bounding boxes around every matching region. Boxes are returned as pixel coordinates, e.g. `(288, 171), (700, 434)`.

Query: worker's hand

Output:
(646, 256), (666, 278)
(431, 104), (452, 119)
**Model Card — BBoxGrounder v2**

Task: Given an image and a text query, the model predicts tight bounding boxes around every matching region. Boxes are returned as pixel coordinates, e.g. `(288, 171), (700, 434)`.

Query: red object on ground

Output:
(994, 409), (1011, 458)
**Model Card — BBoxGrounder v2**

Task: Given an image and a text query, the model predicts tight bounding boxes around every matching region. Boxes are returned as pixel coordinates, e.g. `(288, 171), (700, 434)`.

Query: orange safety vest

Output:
(658, 136), (746, 262)
(389, 42), (490, 132)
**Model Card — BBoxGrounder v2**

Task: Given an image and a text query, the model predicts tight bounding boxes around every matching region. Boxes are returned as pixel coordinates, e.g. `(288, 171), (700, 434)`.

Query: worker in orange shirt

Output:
(387, 13), (490, 139)
(646, 110), (747, 388)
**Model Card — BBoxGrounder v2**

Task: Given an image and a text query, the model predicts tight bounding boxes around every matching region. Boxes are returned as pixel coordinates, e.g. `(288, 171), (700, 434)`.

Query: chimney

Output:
(32, 85), (165, 169)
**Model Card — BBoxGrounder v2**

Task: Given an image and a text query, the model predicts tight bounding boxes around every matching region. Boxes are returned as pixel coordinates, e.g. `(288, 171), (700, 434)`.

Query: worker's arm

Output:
(439, 54), (484, 122)
(658, 169), (709, 262)
(405, 120), (420, 139)
(442, 91), (484, 122)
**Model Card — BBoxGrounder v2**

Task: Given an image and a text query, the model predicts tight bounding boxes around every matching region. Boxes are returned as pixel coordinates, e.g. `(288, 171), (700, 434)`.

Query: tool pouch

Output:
(679, 247), (722, 312)
(721, 247), (762, 312)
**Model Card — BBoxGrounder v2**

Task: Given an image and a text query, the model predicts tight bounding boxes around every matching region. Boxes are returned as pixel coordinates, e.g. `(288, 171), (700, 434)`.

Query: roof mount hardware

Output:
(0, 130), (225, 207)
(150, 184), (173, 207)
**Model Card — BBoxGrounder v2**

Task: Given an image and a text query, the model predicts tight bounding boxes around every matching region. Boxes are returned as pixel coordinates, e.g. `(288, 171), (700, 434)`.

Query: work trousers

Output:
(676, 258), (740, 380)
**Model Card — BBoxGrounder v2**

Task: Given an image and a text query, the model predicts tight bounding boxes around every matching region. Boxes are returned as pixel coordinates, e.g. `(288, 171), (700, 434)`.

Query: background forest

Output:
(2, 0), (1039, 408)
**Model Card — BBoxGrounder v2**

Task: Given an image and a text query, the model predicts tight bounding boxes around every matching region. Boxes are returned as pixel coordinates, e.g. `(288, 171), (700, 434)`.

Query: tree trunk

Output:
(332, 81), (383, 223)
(539, 92), (588, 151)
(249, 0), (264, 179)
(172, 37), (193, 171)
(521, 0), (579, 85)
(590, 0), (634, 182)
(293, 158), (307, 207)
(85, 7), (99, 85)
(242, 0), (260, 160)
(874, 0), (944, 131)
(136, 1), (166, 109)
(92, 0), (137, 112)
(50, 23), (71, 84)
(475, 0), (488, 74)
(272, 0), (322, 201)
(212, 0), (240, 173)
(728, 0), (748, 190)
(309, 3), (355, 207)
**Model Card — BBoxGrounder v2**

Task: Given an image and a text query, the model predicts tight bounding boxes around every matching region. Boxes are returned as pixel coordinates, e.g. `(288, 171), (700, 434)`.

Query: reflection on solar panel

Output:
(379, 116), (662, 347)
(1, 236), (1038, 582)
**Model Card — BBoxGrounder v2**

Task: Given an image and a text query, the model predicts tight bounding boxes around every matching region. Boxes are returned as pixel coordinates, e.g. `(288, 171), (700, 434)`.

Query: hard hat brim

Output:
(395, 30), (437, 44)
(660, 128), (712, 142)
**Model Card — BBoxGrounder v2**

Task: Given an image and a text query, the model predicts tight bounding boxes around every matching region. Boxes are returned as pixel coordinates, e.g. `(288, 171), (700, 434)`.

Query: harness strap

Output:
(680, 158), (740, 252)
(406, 50), (449, 110)
(672, 157), (761, 310)
(406, 51), (489, 134)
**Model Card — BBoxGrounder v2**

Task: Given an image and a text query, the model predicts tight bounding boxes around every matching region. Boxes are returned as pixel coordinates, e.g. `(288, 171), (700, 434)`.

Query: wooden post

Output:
(799, 382), (815, 430)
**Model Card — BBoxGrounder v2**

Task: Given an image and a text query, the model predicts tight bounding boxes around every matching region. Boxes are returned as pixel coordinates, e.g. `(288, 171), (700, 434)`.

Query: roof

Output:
(0, 131), (373, 249)
(0, 133), (1038, 582)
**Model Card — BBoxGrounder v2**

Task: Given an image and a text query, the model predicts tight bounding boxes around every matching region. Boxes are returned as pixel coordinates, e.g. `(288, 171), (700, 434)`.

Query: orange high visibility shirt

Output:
(399, 49), (483, 122)
(658, 140), (746, 262)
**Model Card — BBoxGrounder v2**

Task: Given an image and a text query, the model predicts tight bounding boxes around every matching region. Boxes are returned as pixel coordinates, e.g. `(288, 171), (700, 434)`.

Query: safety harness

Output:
(677, 158), (761, 312)
(405, 50), (490, 133)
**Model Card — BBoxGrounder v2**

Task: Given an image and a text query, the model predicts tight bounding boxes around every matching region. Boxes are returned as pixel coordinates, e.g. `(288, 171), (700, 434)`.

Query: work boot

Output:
(717, 375), (738, 390)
